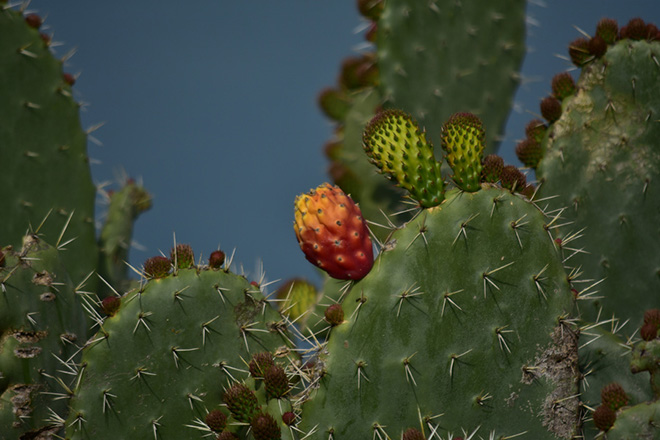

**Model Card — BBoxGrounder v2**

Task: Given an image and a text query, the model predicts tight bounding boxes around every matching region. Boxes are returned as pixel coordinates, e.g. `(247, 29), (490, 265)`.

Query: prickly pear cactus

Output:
(0, 6), (98, 285)
(530, 19), (660, 331)
(0, 236), (91, 439)
(65, 259), (295, 439)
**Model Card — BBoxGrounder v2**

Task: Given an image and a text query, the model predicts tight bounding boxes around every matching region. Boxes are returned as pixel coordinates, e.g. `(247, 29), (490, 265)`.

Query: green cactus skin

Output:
(65, 267), (295, 439)
(605, 400), (660, 439)
(97, 181), (151, 295)
(363, 109), (445, 207)
(535, 38), (660, 332)
(0, 236), (91, 439)
(377, 0), (526, 155)
(0, 6), (98, 285)
(441, 112), (485, 192)
(299, 188), (579, 439)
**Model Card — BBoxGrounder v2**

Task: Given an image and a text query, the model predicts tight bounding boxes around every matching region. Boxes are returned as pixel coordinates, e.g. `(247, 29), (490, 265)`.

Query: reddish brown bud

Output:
(24, 14), (42, 29)
(209, 250), (225, 269)
(641, 322), (658, 341)
(551, 72), (576, 100)
(251, 413), (281, 440)
(515, 138), (542, 169)
(101, 296), (121, 317)
(63, 73), (76, 86)
(588, 35), (608, 58)
(282, 411), (296, 426)
(143, 256), (171, 279)
(500, 165), (527, 192)
(249, 352), (275, 379)
(540, 96), (562, 123)
(593, 404), (616, 432)
(601, 383), (628, 410)
(568, 37), (591, 66)
(620, 17), (647, 40)
(205, 409), (227, 432)
(171, 244), (194, 269)
(324, 303), (345, 326)
(525, 119), (547, 143)
(596, 18), (618, 44)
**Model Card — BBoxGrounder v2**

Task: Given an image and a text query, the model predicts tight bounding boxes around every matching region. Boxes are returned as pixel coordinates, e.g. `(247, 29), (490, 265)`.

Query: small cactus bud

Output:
(251, 412), (281, 440)
(24, 13), (42, 29)
(282, 411), (296, 426)
(264, 365), (289, 399)
(318, 87), (351, 122)
(357, 0), (384, 21)
(324, 303), (345, 326)
(402, 428), (426, 440)
(520, 183), (537, 199)
(540, 96), (562, 123)
(217, 432), (239, 440)
(643, 308), (660, 326)
(646, 23), (659, 41)
(205, 409), (227, 432)
(515, 138), (543, 169)
(101, 296), (121, 317)
(62, 73), (76, 86)
(596, 18), (618, 44)
(568, 37), (591, 66)
(481, 154), (504, 183)
(209, 250), (225, 269)
(588, 35), (608, 58)
(365, 22), (378, 42)
(592, 404), (616, 432)
(524, 119), (547, 142)
(39, 32), (51, 45)
(551, 72), (576, 100)
(0, 250), (5, 268)
(223, 383), (259, 423)
(601, 383), (628, 410)
(641, 322), (658, 341)
(171, 244), (194, 269)
(620, 17), (647, 40)
(143, 256), (171, 279)
(249, 352), (275, 379)
(500, 165), (527, 192)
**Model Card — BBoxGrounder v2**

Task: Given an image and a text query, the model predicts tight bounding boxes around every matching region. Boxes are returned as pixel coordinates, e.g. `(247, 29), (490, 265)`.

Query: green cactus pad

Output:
(377, 0), (526, 154)
(363, 109), (445, 207)
(0, 7), (98, 284)
(536, 39), (660, 331)
(300, 188), (578, 439)
(441, 112), (485, 192)
(0, 236), (91, 438)
(65, 268), (293, 439)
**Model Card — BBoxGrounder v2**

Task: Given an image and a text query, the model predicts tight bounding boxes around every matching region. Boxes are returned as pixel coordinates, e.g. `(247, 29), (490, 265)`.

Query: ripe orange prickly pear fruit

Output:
(294, 183), (373, 280)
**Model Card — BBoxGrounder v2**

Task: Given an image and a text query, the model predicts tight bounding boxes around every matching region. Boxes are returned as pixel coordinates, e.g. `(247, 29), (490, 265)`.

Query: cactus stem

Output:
(452, 213), (480, 246)
(482, 261), (515, 298)
(395, 283), (424, 317)
(449, 348), (472, 379)
(441, 289), (464, 317)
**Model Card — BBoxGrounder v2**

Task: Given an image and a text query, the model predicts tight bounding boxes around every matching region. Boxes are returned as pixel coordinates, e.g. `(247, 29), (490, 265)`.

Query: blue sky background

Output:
(24, 1), (660, 291)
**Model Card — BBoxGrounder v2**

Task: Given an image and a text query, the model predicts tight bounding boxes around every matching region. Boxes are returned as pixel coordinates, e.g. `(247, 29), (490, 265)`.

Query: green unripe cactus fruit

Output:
(441, 112), (485, 192)
(363, 109), (445, 207)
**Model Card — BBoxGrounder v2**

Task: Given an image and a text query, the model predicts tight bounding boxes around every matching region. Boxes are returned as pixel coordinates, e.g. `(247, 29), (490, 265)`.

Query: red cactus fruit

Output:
(282, 411), (296, 426)
(515, 138), (543, 169)
(551, 72), (576, 100)
(171, 243), (194, 269)
(251, 412), (281, 440)
(143, 256), (171, 279)
(601, 383), (628, 410)
(24, 13), (42, 29)
(324, 303), (345, 326)
(223, 383), (259, 423)
(402, 428), (426, 440)
(593, 404), (616, 432)
(101, 296), (121, 317)
(500, 165), (527, 192)
(294, 183), (374, 280)
(641, 322), (658, 341)
(588, 35), (608, 58)
(205, 409), (227, 432)
(568, 37), (591, 66)
(209, 250), (225, 269)
(481, 154), (504, 183)
(249, 352), (275, 379)
(540, 96), (562, 123)
(525, 119), (547, 143)
(596, 18), (619, 44)
(264, 365), (289, 399)
(620, 17), (647, 40)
